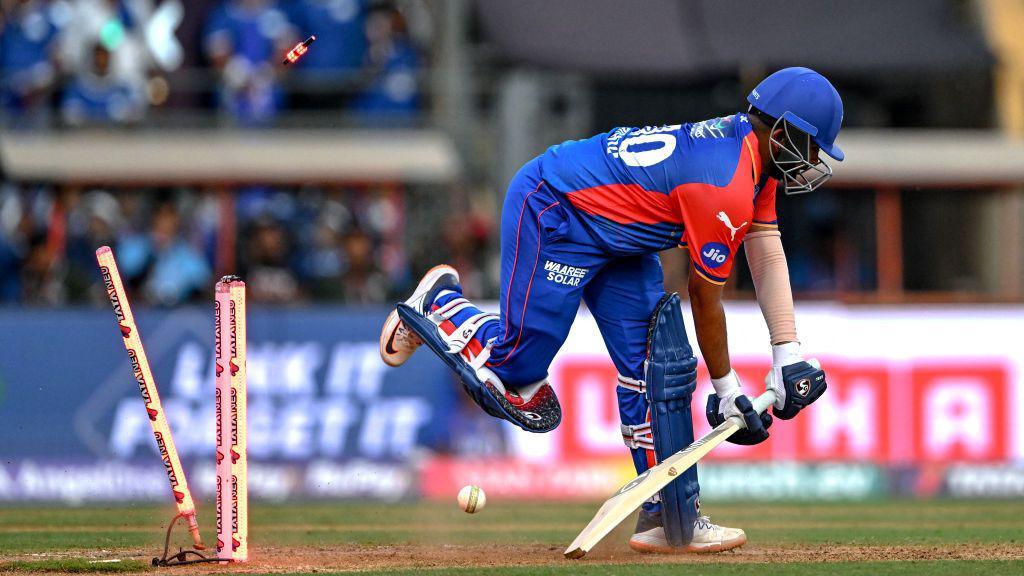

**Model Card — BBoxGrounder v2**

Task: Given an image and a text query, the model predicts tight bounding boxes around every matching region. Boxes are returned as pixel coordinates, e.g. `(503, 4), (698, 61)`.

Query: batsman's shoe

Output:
(380, 264), (460, 367)
(629, 510), (746, 554)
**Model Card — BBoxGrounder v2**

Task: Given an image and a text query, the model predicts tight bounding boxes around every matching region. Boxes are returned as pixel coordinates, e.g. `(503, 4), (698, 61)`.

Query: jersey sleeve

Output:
(752, 178), (779, 228)
(676, 181), (755, 286)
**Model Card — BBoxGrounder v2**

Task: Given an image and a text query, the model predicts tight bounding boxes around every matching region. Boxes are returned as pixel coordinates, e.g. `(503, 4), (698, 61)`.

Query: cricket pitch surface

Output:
(2, 500), (1023, 575)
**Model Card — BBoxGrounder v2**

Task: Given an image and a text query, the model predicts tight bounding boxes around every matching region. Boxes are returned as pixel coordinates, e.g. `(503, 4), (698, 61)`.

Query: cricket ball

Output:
(457, 485), (486, 514)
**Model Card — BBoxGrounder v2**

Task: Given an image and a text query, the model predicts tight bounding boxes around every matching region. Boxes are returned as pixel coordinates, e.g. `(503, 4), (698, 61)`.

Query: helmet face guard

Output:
(768, 114), (833, 195)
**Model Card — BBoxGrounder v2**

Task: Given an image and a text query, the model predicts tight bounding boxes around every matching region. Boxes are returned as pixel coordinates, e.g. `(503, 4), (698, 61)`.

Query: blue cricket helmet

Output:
(747, 67), (844, 161)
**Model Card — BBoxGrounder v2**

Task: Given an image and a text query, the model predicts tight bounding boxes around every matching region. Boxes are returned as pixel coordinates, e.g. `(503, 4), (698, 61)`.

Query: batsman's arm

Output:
(743, 226), (797, 345)
(687, 270), (730, 379)
(744, 226), (828, 418)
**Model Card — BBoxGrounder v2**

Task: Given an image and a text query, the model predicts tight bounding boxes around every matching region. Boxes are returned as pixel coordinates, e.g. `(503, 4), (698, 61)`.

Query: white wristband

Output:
(711, 369), (741, 397)
(772, 341), (802, 367)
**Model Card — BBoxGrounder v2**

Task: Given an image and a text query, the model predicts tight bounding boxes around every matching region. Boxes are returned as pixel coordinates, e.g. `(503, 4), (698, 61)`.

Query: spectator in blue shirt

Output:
(60, 41), (144, 126)
(203, 0), (294, 125)
(351, 3), (421, 120)
(0, 0), (62, 127)
(117, 202), (211, 306)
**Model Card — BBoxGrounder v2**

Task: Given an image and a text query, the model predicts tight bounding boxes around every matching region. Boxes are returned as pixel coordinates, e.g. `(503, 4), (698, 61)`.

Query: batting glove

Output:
(705, 369), (771, 445)
(765, 342), (827, 420)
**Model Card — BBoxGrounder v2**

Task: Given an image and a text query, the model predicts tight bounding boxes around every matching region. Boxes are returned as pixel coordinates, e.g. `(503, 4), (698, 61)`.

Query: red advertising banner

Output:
(505, 304), (1023, 466)
(551, 357), (1012, 463)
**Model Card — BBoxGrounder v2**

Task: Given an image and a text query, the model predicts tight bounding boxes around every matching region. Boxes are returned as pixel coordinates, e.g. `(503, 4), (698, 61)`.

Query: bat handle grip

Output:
(751, 389), (777, 414)
(726, 389), (776, 429)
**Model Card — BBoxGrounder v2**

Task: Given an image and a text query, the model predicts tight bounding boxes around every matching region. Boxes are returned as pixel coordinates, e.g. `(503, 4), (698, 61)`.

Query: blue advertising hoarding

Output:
(0, 306), (457, 501)
(5, 303), (1024, 502)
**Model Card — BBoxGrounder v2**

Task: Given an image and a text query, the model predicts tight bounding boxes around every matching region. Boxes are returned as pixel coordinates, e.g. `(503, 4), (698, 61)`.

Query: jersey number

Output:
(618, 133), (677, 168)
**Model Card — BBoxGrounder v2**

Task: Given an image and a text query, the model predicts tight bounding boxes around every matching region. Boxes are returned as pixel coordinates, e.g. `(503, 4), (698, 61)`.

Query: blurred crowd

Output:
(0, 1), (864, 306)
(0, 0), (479, 308)
(0, 0), (428, 128)
(0, 182), (495, 306)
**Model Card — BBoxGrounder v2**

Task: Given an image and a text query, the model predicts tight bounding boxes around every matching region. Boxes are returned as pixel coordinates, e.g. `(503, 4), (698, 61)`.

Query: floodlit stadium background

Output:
(1, 1), (1023, 504)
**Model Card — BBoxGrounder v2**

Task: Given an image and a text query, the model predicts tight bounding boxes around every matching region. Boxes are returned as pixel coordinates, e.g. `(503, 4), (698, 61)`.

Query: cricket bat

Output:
(564, 389), (777, 559)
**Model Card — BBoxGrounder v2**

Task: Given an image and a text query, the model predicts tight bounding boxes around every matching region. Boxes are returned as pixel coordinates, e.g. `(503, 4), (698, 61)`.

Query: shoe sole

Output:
(628, 533), (747, 554)
(379, 264), (459, 367)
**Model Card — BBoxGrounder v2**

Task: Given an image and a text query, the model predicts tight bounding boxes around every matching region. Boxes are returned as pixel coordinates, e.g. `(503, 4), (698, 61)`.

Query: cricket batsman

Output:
(380, 67), (839, 553)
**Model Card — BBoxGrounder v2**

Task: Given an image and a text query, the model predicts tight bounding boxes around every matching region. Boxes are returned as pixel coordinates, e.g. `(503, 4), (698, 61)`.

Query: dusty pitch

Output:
(7, 541), (1024, 575)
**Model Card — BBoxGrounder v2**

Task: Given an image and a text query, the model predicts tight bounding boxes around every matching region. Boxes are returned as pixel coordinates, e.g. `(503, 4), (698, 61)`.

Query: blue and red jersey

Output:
(537, 113), (778, 284)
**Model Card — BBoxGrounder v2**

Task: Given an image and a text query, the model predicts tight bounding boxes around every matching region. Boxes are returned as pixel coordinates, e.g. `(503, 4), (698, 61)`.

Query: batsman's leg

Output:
(584, 256), (745, 553)
(381, 157), (605, 432)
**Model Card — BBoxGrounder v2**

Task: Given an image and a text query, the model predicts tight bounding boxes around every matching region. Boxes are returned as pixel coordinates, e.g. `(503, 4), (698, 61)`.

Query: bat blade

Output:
(563, 390), (775, 559)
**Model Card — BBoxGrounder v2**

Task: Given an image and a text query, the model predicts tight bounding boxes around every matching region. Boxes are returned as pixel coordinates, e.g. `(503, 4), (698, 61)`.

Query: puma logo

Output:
(717, 211), (748, 241)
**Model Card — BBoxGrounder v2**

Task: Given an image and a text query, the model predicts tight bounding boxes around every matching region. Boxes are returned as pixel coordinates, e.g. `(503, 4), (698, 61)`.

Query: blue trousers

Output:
(485, 158), (666, 474)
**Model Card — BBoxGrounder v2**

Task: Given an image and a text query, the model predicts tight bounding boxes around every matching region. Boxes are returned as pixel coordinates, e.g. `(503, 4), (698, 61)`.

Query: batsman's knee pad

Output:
(645, 292), (699, 547)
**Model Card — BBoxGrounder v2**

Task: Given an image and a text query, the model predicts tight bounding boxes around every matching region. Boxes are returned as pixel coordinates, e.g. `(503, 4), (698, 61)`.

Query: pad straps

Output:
(465, 338), (495, 372)
(617, 375), (654, 450)
(621, 422), (654, 450)
(616, 374), (646, 394)
(429, 296), (473, 323)
(429, 297), (499, 355)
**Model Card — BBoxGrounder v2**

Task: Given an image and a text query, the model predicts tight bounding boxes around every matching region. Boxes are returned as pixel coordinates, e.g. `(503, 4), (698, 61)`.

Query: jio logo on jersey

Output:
(700, 242), (730, 269)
